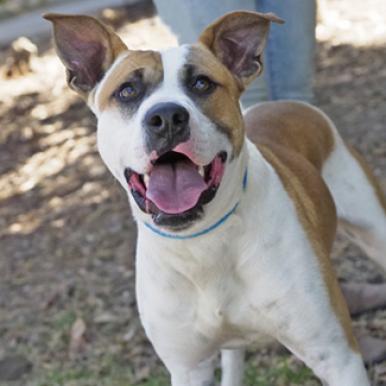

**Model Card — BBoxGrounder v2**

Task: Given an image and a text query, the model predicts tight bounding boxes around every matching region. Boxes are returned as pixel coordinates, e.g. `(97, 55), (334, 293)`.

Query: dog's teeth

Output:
(144, 174), (150, 187)
(198, 166), (205, 177)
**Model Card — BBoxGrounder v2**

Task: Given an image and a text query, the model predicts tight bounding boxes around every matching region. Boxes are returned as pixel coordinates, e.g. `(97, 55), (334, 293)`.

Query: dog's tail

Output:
(321, 120), (386, 271)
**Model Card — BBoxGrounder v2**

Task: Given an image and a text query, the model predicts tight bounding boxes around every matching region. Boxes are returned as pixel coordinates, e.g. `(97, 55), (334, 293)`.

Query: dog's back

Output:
(245, 101), (334, 172)
(245, 100), (386, 271)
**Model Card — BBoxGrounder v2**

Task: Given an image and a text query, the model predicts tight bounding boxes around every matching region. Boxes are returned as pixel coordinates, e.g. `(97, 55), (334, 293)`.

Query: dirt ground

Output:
(0, 0), (385, 385)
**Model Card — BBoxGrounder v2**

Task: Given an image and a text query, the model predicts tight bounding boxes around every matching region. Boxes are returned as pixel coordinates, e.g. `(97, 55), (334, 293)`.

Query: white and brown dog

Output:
(45, 10), (386, 386)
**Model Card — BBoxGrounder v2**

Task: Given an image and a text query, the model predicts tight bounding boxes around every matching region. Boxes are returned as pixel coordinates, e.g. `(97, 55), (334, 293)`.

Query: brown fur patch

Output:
(245, 101), (335, 171)
(186, 45), (245, 155)
(95, 50), (163, 112)
(246, 101), (359, 351)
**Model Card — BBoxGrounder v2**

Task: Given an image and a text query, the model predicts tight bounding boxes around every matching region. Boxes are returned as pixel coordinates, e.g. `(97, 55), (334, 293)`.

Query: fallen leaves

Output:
(68, 317), (87, 359)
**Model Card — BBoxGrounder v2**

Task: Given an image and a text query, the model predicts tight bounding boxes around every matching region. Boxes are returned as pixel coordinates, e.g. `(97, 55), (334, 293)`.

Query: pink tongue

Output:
(147, 160), (207, 214)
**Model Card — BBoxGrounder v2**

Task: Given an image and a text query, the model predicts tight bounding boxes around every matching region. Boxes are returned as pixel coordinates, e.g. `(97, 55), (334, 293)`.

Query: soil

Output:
(0, 0), (385, 385)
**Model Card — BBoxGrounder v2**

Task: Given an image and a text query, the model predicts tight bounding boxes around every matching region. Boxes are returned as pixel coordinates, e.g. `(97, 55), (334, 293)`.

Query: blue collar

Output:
(143, 168), (248, 240)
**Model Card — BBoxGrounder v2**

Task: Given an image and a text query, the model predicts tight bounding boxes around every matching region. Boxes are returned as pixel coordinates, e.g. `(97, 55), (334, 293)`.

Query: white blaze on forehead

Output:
(143, 45), (189, 105)
(161, 45), (189, 89)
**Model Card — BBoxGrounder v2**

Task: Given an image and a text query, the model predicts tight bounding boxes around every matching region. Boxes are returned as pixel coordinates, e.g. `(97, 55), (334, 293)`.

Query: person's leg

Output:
(256, 0), (317, 102)
(153, 0), (268, 107)
(153, 0), (255, 44)
(153, 0), (316, 104)
(241, 78), (268, 108)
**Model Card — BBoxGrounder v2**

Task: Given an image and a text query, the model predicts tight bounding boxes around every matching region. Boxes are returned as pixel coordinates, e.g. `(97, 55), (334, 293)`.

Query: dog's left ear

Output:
(44, 13), (127, 96)
(199, 11), (284, 88)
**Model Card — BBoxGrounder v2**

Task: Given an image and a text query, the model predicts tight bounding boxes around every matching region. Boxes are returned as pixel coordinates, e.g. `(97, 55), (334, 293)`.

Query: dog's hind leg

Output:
(322, 135), (386, 272)
(221, 349), (244, 386)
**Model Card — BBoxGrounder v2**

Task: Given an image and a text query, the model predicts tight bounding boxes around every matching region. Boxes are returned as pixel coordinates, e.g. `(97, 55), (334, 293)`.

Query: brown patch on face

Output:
(95, 50), (163, 112)
(246, 101), (358, 351)
(186, 45), (245, 155)
(348, 145), (386, 215)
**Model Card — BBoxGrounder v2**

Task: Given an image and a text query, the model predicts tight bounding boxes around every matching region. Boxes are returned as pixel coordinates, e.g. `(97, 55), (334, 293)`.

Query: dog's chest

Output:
(137, 216), (327, 356)
(136, 239), (278, 348)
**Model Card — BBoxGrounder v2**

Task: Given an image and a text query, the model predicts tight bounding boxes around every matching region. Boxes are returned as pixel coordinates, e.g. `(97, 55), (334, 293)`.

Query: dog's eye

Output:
(116, 82), (141, 102)
(190, 76), (215, 95)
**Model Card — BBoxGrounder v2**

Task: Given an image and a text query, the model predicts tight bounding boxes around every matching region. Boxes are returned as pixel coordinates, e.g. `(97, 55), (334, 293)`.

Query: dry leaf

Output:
(68, 317), (87, 358)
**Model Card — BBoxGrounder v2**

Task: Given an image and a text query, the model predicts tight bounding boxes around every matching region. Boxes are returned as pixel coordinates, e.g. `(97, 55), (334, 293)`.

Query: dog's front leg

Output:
(136, 257), (217, 386)
(140, 321), (217, 386)
(169, 356), (216, 386)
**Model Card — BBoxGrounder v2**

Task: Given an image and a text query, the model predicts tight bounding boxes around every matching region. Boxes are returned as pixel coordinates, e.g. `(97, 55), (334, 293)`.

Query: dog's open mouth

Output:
(124, 151), (227, 228)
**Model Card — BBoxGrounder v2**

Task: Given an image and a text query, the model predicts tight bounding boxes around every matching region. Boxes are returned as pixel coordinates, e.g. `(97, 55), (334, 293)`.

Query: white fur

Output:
(91, 47), (374, 385)
(321, 117), (386, 271)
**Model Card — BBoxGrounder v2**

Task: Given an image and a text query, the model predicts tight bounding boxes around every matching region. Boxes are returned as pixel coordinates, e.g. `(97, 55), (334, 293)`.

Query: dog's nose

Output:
(144, 102), (190, 155)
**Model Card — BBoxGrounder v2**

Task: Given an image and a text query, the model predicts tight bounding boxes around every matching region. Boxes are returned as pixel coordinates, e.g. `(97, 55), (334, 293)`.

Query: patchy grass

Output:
(33, 365), (167, 386)
(33, 361), (136, 386)
(244, 358), (318, 386)
(31, 356), (318, 386)
(137, 378), (169, 386)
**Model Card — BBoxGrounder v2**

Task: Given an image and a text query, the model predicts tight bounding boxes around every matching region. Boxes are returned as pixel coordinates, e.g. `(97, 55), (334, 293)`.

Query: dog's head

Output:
(45, 11), (283, 231)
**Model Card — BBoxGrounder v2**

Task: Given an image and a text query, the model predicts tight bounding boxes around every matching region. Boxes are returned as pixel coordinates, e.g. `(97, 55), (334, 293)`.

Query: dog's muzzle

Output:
(124, 151), (227, 230)
(144, 102), (190, 156)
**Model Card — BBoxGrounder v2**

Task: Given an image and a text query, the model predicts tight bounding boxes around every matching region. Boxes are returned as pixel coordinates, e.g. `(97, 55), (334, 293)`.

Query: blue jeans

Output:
(153, 0), (316, 106)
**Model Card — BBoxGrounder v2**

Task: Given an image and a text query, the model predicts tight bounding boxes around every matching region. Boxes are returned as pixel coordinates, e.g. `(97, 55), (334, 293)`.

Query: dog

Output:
(45, 10), (386, 386)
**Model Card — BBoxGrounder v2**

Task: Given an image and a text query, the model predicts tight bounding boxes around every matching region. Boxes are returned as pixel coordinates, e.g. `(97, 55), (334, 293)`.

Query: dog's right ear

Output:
(199, 11), (284, 89)
(44, 13), (127, 96)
